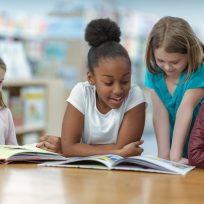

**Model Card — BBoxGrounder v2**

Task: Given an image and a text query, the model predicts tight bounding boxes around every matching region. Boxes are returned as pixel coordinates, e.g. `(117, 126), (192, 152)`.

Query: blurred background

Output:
(1, 0), (204, 155)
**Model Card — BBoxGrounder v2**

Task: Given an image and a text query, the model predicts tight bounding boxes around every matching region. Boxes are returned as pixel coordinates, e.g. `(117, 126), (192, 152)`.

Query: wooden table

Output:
(0, 164), (203, 204)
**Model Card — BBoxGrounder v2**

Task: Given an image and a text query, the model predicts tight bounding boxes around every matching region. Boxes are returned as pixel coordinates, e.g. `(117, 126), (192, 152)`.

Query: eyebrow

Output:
(101, 72), (131, 77)
(156, 58), (180, 63)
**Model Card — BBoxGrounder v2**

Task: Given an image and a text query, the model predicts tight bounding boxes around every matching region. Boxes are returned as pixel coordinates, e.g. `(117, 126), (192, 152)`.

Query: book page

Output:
(0, 144), (66, 163)
(41, 154), (124, 169)
(115, 155), (195, 175)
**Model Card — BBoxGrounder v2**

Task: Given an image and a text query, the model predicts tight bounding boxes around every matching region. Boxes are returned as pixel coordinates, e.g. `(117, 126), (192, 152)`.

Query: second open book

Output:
(39, 154), (194, 175)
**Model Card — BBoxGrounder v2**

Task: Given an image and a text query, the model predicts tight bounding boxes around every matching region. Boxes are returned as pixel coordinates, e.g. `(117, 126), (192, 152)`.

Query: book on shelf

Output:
(2, 89), (10, 106)
(9, 96), (24, 127)
(0, 144), (66, 164)
(21, 86), (46, 128)
(39, 154), (195, 176)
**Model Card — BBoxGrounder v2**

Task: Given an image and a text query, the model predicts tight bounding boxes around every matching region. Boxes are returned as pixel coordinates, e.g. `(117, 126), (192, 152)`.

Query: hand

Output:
(170, 152), (189, 165)
(36, 135), (62, 154)
(119, 140), (144, 157)
(178, 158), (189, 165)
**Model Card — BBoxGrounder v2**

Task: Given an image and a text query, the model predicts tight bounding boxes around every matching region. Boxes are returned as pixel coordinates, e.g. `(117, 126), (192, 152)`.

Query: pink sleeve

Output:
(5, 109), (18, 145)
(188, 103), (204, 167)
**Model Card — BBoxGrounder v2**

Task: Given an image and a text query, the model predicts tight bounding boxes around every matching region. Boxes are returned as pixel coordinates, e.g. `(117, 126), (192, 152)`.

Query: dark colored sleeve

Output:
(188, 103), (204, 167)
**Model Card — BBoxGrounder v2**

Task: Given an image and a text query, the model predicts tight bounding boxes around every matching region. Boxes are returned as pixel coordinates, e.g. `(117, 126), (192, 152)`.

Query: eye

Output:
(171, 61), (179, 65)
(104, 82), (113, 86)
(157, 59), (164, 63)
(120, 81), (129, 85)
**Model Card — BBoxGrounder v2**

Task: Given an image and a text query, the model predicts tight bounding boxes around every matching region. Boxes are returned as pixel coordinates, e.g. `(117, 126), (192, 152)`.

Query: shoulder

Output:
(185, 63), (204, 89)
(0, 107), (12, 117)
(129, 85), (145, 99)
(191, 63), (204, 78)
(0, 107), (13, 122)
(71, 81), (94, 94)
(124, 85), (147, 110)
(67, 81), (94, 114)
(144, 69), (164, 88)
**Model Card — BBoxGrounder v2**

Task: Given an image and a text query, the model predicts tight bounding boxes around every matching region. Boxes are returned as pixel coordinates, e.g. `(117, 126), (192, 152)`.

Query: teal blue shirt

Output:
(144, 64), (204, 158)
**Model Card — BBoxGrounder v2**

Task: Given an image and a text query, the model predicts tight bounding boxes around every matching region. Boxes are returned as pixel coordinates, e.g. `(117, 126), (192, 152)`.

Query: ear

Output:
(87, 71), (95, 85)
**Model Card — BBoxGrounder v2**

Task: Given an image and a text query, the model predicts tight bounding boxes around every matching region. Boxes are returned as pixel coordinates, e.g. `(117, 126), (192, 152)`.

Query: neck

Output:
(165, 75), (180, 85)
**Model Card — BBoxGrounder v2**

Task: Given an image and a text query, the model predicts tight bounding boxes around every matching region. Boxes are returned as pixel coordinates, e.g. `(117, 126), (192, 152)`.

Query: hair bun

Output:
(85, 18), (121, 47)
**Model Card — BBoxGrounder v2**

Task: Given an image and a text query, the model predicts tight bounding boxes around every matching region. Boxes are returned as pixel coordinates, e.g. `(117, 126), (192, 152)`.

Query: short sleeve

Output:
(187, 64), (204, 89)
(144, 69), (155, 89)
(125, 86), (147, 111)
(67, 82), (85, 114)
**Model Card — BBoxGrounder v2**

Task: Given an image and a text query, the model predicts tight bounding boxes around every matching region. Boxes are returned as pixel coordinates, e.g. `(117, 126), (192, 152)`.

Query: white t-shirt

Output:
(67, 81), (146, 145)
(0, 107), (17, 145)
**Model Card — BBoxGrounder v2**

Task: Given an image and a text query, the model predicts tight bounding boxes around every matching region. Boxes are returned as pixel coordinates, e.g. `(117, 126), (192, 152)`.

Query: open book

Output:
(0, 144), (67, 163)
(39, 154), (195, 175)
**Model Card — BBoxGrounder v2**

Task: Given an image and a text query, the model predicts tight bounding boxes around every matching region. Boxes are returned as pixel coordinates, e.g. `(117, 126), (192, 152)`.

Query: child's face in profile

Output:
(0, 67), (5, 91)
(88, 56), (131, 114)
(154, 47), (188, 79)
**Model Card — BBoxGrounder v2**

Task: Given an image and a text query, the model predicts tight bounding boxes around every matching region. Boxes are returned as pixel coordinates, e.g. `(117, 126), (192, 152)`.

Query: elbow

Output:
(62, 149), (72, 157)
(188, 153), (204, 168)
(188, 147), (204, 168)
(61, 144), (77, 157)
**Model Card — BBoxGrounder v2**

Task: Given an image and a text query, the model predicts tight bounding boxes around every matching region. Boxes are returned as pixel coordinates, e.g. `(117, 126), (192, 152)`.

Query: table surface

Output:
(0, 164), (203, 204)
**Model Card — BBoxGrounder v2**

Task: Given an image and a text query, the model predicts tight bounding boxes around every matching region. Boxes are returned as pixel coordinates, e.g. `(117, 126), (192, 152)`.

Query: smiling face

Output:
(154, 47), (188, 79)
(88, 56), (131, 114)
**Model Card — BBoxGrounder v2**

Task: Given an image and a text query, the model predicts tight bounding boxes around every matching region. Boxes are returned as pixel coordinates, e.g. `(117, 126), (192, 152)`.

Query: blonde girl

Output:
(0, 58), (17, 145)
(145, 16), (204, 164)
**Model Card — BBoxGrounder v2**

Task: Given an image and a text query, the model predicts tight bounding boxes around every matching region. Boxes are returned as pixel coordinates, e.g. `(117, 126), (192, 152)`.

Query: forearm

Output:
(150, 89), (170, 159)
(153, 115), (170, 159)
(92, 143), (121, 150)
(62, 143), (122, 157)
(170, 108), (192, 161)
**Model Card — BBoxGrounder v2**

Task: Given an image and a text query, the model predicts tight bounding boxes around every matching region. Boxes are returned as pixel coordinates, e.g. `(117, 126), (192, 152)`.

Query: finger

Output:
(44, 141), (57, 151)
(135, 140), (144, 146)
(46, 148), (56, 153)
(36, 142), (44, 148)
(39, 135), (49, 142)
(137, 147), (144, 155)
(40, 135), (60, 144)
(46, 136), (60, 143)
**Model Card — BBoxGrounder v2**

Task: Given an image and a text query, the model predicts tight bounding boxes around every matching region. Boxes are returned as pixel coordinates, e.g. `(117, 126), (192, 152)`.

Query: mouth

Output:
(109, 96), (124, 106)
(166, 70), (175, 74)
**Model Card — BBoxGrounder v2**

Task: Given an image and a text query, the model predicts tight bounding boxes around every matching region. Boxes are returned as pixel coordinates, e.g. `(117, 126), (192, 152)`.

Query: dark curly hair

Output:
(85, 18), (131, 73)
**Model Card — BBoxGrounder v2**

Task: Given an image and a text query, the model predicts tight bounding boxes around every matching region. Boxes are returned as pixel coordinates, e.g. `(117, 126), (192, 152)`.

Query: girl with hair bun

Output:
(37, 18), (146, 157)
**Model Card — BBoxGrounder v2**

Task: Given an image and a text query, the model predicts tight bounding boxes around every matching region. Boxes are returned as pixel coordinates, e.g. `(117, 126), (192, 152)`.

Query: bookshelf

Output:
(3, 78), (67, 145)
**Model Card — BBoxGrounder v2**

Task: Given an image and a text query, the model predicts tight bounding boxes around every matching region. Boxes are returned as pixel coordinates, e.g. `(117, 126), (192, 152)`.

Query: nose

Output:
(164, 63), (173, 72)
(113, 83), (123, 96)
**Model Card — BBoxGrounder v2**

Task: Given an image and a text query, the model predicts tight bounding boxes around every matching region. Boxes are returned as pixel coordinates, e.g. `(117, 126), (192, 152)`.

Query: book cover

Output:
(0, 144), (67, 163)
(39, 154), (195, 175)
(9, 96), (24, 127)
(2, 89), (10, 107)
(21, 86), (46, 128)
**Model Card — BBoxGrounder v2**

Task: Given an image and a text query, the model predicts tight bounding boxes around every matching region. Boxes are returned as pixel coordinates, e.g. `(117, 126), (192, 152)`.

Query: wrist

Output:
(111, 149), (124, 157)
(158, 151), (169, 160)
(170, 151), (182, 162)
